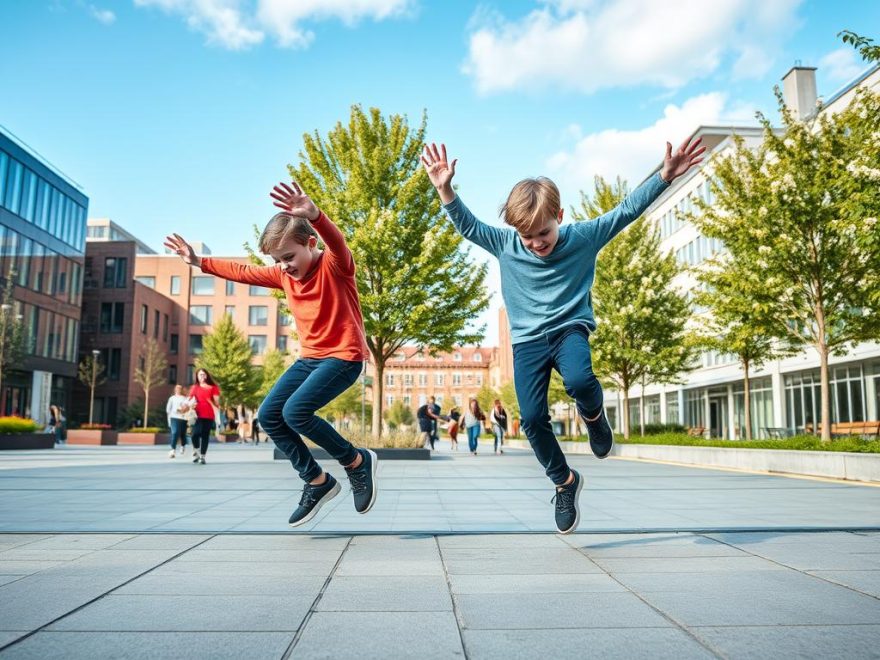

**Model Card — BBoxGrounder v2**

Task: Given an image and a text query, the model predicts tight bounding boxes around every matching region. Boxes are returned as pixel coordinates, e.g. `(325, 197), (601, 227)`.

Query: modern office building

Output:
(604, 63), (880, 438)
(0, 127), (88, 423)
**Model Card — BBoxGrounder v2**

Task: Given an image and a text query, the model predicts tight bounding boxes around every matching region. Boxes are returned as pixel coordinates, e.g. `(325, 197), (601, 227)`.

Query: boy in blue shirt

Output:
(422, 138), (705, 533)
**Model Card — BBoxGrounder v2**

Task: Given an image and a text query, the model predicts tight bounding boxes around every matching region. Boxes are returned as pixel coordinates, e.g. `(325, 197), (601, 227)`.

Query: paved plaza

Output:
(1, 441), (879, 658)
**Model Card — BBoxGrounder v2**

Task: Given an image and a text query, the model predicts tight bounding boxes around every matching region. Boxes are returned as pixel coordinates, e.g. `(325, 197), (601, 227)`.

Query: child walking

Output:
(164, 181), (377, 527)
(422, 138), (704, 533)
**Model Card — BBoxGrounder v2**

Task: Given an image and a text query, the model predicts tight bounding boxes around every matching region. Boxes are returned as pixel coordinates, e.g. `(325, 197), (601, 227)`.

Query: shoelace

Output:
(551, 485), (576, 512)
(299, 484), (321, 508)
(347, 466), (368, 495)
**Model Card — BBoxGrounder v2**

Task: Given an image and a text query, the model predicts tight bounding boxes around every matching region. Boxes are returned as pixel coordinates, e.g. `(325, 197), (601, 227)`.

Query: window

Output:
(435, 373), (444, 386)
(109, 348), (121, 381)
(192, 276), (214, 295)
(170, 276), (181, 295)
(472, 352), (482, 362)
(170, 333), (179, 354)
(453, 352), (462, 361)
(226, 280), (235, 295)
(452, 373), (462, 385)
(403, 374), (413, 387)
(189, 334), (203, 355)
(168, 364), (178, 385)
(394, 352), (406, 361)
(666, 394), (680, 425)
(386, 373), (395, 386)
(153, 310), (159, 338)
(419, 394), (427, 406)
(187, 364), (195, 385)
(249, 305), (268, 326)
(224, 305), (235, 318)
(103, 257), (127, 288)
(249, 285), (270, 296)
(163, 314), (169, 342)
(418, 373), (428, 386)
(140, 304), (148, 333)
(249, 335), (267, 355)
(279, 313), (292, 326)
(476, 374), (483, 386)
(386, 395), (394, 406)
(189, 305), (212, 326)
(403, 395), (411, 406)
(277, 335), (288, 352)
(99, 302), (124, 334)
(136, 276), (156, 289)
(416, 352), (425, 361)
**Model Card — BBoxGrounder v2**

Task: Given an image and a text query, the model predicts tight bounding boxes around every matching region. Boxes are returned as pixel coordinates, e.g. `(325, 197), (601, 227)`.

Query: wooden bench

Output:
(686, 426), (706, 437)
(805, 421), (880, 438)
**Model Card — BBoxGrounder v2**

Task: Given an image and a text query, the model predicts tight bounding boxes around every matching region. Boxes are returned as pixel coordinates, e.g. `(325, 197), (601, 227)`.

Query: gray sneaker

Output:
(289, 474), (341, 527)
(345, 448), (378, 514)
(551, 469), (584, 534)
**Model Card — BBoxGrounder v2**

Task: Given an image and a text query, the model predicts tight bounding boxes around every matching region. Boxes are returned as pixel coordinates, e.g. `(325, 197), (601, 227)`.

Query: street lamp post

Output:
(89, 349), (101, 424)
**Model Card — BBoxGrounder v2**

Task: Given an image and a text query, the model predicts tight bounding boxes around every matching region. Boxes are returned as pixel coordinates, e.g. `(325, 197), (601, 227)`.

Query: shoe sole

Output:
(557, 472), (585, 535)
(289, 481), (341, 528)
(356, 449), (379, 515)
(592, 438), (613, 460)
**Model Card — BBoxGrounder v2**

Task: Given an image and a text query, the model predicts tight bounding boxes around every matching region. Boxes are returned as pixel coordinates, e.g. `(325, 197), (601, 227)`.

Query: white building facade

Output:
(604, 63), (880, 439)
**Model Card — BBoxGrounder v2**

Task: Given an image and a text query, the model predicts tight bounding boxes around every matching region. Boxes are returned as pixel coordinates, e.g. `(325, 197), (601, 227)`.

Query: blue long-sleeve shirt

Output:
(442, 172), (669, 344)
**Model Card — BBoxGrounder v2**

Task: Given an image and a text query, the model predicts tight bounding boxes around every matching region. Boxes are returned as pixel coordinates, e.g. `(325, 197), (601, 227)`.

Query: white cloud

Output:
(463, 0), (802, 94)
(819, 47), (866, 86)
(546, 92), (757, 194)
(133, 0), (411, 50)
(89, 5), (116, 24)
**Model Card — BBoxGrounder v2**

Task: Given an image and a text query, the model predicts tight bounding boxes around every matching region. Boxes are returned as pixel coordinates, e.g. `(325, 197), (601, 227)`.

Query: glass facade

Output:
(0, 224), (83, 307)
(784, 365), (867, 432)
(733, 378), (774, 438)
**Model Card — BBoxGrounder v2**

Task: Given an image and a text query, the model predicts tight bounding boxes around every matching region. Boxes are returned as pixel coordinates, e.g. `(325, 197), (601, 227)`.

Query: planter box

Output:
(219, 433), (240, 443)
(117, 432), (169, 446)
(274, 447), (431, 461)
(0, 433), (55, 450)
(67, 429), (119, 445)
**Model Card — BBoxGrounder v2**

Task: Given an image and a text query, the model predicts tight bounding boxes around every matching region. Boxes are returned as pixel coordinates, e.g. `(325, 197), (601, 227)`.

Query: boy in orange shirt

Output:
(164, 181), (377, 527)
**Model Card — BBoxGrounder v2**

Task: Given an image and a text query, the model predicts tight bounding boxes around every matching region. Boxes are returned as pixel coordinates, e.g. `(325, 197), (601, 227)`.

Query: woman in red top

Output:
(187, 368), (220, 465)
(164, 181), (378, 528)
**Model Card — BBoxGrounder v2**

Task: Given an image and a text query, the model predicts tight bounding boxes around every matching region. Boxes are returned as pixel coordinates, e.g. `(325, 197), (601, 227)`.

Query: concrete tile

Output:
(449, 573), (625, 595)
(48, 595), (311, 632)
(335, 559), (445, 577)
(444, 555), (603, 575)
(463, 628), (714, 660)
(174, 549), (341, 563)
(595, 556), (782, 574)
(198, 535), (350, 551)
(0, 632), (293, 659)
(807, 570), (880, 598)
(0, 561), (66, 575)
(317, 576), (452, 611)
(456, 592), (671, 630)
(114, 574), (325, 596)
(695, 625), (880, 659)
(293, 612), (464, 659)
(0, 631), (28, 648)
(150, 561), (334, 578)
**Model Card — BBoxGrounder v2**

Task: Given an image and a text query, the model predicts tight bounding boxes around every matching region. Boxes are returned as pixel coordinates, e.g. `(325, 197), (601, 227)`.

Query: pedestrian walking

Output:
(186, 368), (221, 465)
(462, 398), (485, 455)
(447, 407), (461, 451)
(165, 385), (190, 458)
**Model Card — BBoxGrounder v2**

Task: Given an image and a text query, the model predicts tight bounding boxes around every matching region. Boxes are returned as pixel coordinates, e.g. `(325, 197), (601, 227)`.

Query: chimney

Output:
(781, 64), (818, 120)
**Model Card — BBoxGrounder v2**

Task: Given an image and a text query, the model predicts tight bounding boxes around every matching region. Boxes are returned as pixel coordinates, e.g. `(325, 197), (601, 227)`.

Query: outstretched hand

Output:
(421, 143), (457, 204)
(660, 136), (706, 183)
(163, 233), (200, 268)
(270, 181), (319, 221)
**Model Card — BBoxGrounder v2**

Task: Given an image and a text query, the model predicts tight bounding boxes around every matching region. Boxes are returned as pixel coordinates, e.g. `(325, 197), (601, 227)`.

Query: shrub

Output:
(78, 423), (113, 430)
(0, 416), (41, 434)
(614, 432), (880, 453)
(306, 429), (424, 449)
(126, 427), (163, 434)
(640, 423), (686, 436)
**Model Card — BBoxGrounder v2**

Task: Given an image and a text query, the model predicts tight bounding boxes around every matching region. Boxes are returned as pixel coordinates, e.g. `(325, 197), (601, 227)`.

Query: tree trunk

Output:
(621, 377), (631, 440)
(143, 388), (150, 429)
(89, 385), (95, 425)
(372, 361), (384, 439)
(743, 358), (752, 441)
(818, 342), (831, 443)
(639, 375), (646, 437)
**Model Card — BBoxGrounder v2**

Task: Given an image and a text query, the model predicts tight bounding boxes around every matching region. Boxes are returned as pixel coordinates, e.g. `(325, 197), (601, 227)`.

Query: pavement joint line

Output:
(281, 535), (354, 660)
(435, 535), (470, 660)
(0, 533), (218, 654)
(568, 542), (726, 659)
(611, 455), (880, 488)
(695, 531), (880, 603)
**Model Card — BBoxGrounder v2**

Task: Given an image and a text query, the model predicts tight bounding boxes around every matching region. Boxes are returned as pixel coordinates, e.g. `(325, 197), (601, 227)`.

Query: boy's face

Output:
(270, 236), (318, 280)
(517, 209), (564, 257)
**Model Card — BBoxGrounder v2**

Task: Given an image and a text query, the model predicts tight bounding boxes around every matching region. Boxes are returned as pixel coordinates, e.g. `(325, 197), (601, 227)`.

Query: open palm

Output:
(661, 136), (707, 182)
(269, 181), (319, 220)
(421, 143), (457, 189)
(163, 233), (197, 266)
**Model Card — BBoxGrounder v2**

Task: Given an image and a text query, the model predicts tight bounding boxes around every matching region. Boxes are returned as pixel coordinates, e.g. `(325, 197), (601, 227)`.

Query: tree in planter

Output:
(573, 176), (695, 440)
(196, 314), (259, 415)
(253, 348), (289, 405)
(694, 256), (794, 440)
(318, 381), (370, 428)
(287, 106), (489, 437)
(383, 400), (414, 430)
(0, 269), (27, 409)
(498, 381), (520, 428)
(77, 353), (107, 425)
(694, 87), (880, 441)
(116, 400), (167, 430)
(133, 338), (168, 429)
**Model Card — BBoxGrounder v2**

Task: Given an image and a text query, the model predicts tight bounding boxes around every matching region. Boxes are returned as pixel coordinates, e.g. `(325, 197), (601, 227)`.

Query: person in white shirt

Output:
(489, 399), (509, 455)
(166, 385), (191, 458)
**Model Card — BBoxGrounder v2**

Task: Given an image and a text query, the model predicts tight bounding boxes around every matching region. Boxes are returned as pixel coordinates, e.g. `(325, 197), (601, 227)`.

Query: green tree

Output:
(254, 348), (289, 405)
(573, 176), (695, 439)
(319, 381), (367, 425)
(77, 353), (107, 425)
(289, 106), (490, 437)
(0, 271), (27, 408)
(133, 338), (168, 429)
(839, 30), (880, 63)
(475, 384), (500, 414)
(695, 87), (880, 441)
(383, 400), (414, 429)
(197, 314), (259, 410)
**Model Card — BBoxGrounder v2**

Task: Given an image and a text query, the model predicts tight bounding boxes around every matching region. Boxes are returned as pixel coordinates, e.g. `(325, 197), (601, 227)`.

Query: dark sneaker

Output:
(584, 409), (614, 459)
(289, 474), (341, 527)
(551, 469), (583, 534)
(345, 448), (378, 514)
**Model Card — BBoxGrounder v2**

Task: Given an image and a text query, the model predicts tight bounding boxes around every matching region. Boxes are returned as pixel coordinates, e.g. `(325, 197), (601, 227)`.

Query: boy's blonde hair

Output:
(499, 177), (561, 233)
(259, 212), (318, 253)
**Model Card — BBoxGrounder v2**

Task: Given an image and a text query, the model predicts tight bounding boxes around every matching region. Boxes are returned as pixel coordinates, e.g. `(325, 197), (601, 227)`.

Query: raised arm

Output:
(270, 181), (354, 276)
(163, 233), (283, 288)
(422, 143), (506, 256)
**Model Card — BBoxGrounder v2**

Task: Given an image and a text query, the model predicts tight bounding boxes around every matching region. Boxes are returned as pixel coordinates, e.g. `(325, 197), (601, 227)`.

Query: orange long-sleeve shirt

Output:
(200, 211), (368, 362)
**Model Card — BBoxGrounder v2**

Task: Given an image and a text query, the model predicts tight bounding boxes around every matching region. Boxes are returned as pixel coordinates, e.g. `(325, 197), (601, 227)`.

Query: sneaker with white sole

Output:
(551, 469), (584, 534)
(289, 474), (341, 527)
(168, 449), (176, 459)
(345, 448), (378, 514)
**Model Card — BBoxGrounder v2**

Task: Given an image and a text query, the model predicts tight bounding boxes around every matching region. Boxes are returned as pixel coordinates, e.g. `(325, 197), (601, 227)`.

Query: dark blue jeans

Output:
(258, 357), (363, 483)
(513, 323), (603, 485)
(467, 425), (481, 452)
(169, 418), (187, 448)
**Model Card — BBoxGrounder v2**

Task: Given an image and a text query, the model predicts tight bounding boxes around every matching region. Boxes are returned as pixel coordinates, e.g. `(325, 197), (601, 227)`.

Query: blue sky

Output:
(1, 0), (877, 344)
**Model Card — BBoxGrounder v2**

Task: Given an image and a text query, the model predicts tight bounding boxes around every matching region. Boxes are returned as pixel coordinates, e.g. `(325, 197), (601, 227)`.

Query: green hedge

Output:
(125, 427), (163, 434)
(0, 417), (41, 434)
(613, 432), (880, 453)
